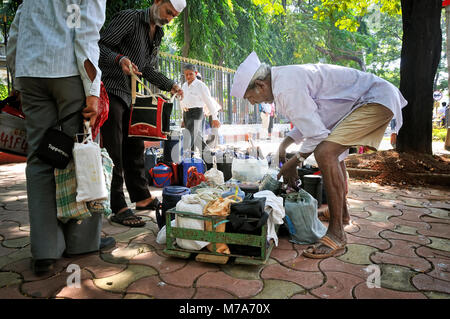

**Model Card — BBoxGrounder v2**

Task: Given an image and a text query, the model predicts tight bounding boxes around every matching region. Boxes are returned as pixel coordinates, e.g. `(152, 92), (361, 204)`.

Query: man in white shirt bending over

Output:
(231, 52), (407, 259)
(181, 64), (221, 156)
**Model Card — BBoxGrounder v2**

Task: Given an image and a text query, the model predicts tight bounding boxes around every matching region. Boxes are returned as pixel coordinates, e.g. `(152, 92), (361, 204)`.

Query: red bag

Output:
(186, 166), (206, 188)
(92, 82), (109, 140)
(149, 163), (173, 188)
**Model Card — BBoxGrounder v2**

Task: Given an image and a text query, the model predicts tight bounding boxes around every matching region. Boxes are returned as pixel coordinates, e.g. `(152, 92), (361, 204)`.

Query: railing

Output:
(141, 52), (259, 125)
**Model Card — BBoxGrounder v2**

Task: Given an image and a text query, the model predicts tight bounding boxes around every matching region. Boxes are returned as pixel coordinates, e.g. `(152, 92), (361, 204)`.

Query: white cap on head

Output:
(230, 51), (261, 98)
(170, 0), (186, 12)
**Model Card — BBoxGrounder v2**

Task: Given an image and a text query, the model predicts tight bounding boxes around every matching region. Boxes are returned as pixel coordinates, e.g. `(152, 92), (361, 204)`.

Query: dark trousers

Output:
(101, 93), (150, 214)
(182, 107), (205, 153)
(16, 76), (102, 259)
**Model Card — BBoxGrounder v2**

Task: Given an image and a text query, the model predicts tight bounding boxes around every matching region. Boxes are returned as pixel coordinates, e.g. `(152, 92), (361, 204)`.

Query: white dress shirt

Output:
(273, 64), (408, 155)
(6, 0), (106, 97)
(180, 78), (219, 120)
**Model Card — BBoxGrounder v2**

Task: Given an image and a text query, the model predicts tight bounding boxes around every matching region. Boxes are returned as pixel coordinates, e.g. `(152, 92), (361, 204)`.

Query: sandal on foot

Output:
(135, 197), (161, 211)
(111, 209), (146, 227)
(302, 235), (346, 259)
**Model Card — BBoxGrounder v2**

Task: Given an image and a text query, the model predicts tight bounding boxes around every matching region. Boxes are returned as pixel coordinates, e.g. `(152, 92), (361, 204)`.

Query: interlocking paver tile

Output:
(0, 284), (29, 299)
(345, 233), (391, 250)
(379, 264), (418, 292)
(382, 239), (421, 258)
(130, 232), (166, 251)
(353, 282), (427, 299)
(337, 244), (379, 265)
(349, 210), (371, 219)
(0, 221), (29, 240)
(71, 254), (127, 279)
(112, 228), (152, 243)
(364, 205), (402, 222)
(380, 230), (430, 245)
(418, 223), (450, 239)
(261, 263), (324, 289)
(127, 275), (195, 299)
(350, 222), (390, 239)
(291, 292), (320, 299)
(392, 224), (419, 235)
(196, 272), (263, 298)
(0, 247), (32, 269)
(0, 210), (29, 225)
(4, 202), (28, 211)
(2, 236), (30, 248)
(276, 237), (295, 250)
(310, 271), (364, 299)
(56, 278), (122, 299)
(347, 199), (370, 211)
(0, 245), (16, 257)
(130, 251), (187, 274)
(423, 291), (450, 299)
(252, 279), (304, 299)
(352, 216), (395, 230)
(344, 221), (359, 233)
(193, 287), (235, 299)
(123, 293), (152, 299)
(160, 262), (218, 287)
(270, 247), (298, 263)
(424, 257), (450, 282)
(22, 269), (93, 298)
(421, 215), (450, 225)
(101, 219), (130, 235)
(93, 264), (158, 293)
(396, 209), (432, 223)
(280, 254), (321, 272)
(428, 208), (450, 220)
(348, 190), (376, 201)
(426, 236), (450, 252)
(319, 257), (374, 279)
(0, 271), (22, 288)
(389, 216), (431, 232)
(371, 252), (432, 272)
(412, 274), (450, 294)
(415, 246), (450, 259)
(220, 262), (269, 280)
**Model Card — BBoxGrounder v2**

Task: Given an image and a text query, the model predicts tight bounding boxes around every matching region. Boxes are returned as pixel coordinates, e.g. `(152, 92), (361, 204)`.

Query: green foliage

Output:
(0, 83), (7, 100)
(433, 128), (447, 142)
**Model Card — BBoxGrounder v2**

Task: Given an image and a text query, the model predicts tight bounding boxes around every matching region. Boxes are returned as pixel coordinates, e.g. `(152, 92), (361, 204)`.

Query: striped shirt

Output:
(98, 8), (175, 107)
(7, 0), (106, 97)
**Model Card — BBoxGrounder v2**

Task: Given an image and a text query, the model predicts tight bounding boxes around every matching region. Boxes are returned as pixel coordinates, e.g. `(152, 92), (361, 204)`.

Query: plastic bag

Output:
(156, 219), (177, 245)
(232, 158), (268, 182)
(73, 123), (107, 202)
(204, 156), (224, 185)
(175, 194), (209, 250)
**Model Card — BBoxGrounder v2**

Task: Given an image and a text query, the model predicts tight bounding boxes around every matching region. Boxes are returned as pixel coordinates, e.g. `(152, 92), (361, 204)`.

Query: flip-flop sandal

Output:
(111, 209), (146, 227)
(302, 235), (346, 259)
(135, 197), (161, 211)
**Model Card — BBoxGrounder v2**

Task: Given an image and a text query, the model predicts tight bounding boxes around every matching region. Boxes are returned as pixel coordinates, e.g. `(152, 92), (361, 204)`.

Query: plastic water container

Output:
(231, 158), (268, 183)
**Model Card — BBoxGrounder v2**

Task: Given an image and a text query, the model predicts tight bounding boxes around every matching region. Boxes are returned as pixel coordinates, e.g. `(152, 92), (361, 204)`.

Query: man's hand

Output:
(83, 96), (99, 127)
(171, 84), (184, 100)
(277, 156), (299, 188)
(120, 57), (142, 76)
(211, 119), (221, 128)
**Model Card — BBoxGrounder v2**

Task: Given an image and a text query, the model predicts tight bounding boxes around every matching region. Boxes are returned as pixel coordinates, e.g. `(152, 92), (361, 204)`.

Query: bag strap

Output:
(55, 110), (81, 127)
(153, 171), (173, 187)
(129, 64), (176, 104)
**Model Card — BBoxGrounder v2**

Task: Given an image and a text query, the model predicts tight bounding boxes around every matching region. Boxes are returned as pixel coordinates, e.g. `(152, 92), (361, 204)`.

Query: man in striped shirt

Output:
(99, 0), (186, 227)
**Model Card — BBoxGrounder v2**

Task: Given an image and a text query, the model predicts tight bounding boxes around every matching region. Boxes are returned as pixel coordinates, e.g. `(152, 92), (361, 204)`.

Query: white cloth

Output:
(272, 64), (408, 154)
(170, 0), (186, 12)
(253, 190), (285, 247)
(7, 0), (106, 97)
(181, 78), (219, 120)
(230, 51), (261, 98)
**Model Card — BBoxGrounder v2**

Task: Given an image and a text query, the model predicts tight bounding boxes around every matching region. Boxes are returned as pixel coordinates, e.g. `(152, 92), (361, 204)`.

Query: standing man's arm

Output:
(6, 3), (23, 90)
(73, 0), (107, 127)
(199, 82), (220, 128)
(142, 63), (183, 99)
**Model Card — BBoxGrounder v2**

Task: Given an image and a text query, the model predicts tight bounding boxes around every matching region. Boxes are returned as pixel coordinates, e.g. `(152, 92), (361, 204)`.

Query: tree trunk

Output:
(397, 0), (442, 154)
(181, 5), (190, 57)
(445, 5), (450, 151)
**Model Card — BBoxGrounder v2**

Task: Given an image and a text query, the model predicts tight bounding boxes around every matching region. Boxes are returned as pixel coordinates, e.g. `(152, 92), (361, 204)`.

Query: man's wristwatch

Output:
(295, 152), (306, 164)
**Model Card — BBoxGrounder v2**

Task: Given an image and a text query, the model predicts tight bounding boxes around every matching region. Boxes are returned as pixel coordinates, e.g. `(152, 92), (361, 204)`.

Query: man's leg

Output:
(313, 141), (350, 254)
(340, 160), (351, 225)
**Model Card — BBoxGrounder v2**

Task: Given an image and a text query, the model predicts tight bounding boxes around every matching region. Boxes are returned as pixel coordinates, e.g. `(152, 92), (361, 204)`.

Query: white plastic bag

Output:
(175, 194), (209, 250)
(156, 219), (177, 245)
(73, 123), (107, 202)
(232, 158), (268, 182)
(204, 156), (224, 185)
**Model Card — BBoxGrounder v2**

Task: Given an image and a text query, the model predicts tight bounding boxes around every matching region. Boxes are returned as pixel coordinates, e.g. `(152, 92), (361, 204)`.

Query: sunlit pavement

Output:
(0, 127), (449, 299)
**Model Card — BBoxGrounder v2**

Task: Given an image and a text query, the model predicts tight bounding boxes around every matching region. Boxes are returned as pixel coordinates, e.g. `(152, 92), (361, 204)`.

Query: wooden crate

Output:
(163, 209), (274, 265)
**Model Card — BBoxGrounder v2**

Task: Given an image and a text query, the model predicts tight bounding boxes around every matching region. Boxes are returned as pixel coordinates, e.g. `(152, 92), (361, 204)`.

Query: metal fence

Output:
(142, 52), (259, 125)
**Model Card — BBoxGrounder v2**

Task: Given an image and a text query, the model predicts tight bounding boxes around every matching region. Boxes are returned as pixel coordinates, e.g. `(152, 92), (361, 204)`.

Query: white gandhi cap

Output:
(230, 51), (261, 98)
(170, 0), (186, 12)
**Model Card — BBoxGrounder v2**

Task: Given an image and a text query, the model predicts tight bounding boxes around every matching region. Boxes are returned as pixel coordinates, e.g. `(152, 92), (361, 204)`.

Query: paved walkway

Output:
(0, 162), (449, 299)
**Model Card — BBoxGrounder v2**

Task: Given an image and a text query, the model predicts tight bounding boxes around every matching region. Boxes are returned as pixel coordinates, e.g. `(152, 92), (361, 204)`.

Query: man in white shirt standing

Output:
(7, 0), (114, 275)
(231, 52), (407, 259)
(181, 64), (221, 156)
